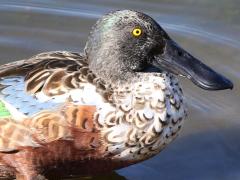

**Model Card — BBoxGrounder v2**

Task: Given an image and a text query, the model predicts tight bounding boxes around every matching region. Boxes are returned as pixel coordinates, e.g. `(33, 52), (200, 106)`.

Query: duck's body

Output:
(0, 51), (185, 179)
(0, 10), (232, 180)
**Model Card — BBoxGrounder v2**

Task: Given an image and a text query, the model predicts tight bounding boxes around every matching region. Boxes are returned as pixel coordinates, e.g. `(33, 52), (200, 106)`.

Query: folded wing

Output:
(0, 51), (101, 152)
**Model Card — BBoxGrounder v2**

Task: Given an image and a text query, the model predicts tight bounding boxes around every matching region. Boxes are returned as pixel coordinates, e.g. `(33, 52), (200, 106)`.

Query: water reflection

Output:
(64, 172), (126, 180)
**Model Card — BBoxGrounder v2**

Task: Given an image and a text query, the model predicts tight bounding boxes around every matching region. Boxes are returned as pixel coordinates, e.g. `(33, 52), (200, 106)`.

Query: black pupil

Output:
(136, 30), (139, 34)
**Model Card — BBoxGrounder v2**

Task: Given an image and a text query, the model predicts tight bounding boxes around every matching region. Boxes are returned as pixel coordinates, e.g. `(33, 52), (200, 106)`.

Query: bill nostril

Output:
(177, 51), (183, 57)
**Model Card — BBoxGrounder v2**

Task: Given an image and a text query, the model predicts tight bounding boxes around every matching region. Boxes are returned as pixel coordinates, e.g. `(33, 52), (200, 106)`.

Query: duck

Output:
(0, 10), (233, 180)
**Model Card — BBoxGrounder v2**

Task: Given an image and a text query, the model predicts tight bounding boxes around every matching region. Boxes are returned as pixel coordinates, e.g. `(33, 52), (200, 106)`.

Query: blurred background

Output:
(0, 0), (239, 179)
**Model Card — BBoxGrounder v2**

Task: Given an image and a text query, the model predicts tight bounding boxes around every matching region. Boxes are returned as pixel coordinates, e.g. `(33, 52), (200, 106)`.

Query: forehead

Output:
(101, 10), (157, 32)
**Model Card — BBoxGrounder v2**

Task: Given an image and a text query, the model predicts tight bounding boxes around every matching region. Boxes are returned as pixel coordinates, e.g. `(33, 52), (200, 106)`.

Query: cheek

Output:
(129, 55), (148, 71)
(120, 34), (149, 71)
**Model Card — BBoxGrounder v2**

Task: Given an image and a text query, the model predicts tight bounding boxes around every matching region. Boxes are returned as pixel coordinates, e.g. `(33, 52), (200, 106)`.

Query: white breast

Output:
(96, 73), (187, 161)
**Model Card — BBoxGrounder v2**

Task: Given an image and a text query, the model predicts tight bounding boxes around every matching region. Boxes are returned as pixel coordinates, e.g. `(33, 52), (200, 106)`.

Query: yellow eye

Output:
(132, 28), (142, 37)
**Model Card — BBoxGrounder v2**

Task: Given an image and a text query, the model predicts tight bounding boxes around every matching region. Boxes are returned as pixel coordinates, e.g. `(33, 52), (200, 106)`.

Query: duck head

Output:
(85, 10), (233, 90)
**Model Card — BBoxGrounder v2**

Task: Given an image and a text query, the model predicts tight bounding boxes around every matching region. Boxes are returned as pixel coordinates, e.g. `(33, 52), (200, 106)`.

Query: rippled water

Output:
(0, 0), (240, 179)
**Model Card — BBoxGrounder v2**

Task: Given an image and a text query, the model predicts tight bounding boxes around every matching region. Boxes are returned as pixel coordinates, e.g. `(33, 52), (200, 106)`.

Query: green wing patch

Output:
(0, 101), (11, 118)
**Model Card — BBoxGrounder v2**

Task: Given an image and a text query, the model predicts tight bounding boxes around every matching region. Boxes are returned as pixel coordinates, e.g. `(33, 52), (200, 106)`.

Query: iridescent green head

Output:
(85, 10), (233, 90)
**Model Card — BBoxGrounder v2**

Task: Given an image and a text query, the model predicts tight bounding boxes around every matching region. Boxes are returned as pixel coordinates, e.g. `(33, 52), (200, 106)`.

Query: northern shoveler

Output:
(0, 10), (233, 180)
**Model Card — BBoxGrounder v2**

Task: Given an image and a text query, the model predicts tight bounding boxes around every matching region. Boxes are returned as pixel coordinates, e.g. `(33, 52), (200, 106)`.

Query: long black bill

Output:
(152, 40), (233, 90)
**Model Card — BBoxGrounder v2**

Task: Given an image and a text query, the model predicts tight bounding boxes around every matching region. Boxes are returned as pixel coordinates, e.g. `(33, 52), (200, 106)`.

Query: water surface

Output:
(0, 1), (239, 180)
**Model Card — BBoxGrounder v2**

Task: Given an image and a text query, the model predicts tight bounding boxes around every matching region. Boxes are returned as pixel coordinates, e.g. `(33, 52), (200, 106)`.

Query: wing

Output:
(0, 51), (89, 94)
(0, 51), (103, 152)
(0, 51), (91, 118)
